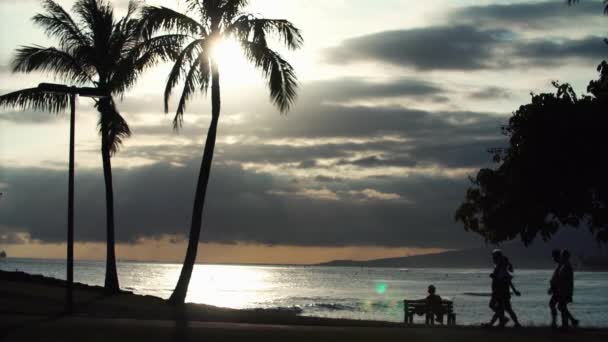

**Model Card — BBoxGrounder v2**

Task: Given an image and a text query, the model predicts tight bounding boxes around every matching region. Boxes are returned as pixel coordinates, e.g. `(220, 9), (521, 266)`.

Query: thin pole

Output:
(66, 91), (76, 314)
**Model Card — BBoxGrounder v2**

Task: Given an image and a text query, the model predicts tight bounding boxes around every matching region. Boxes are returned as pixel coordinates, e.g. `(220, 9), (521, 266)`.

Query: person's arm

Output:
(564, 264), (574, 297)
(510, 281), (521, 296)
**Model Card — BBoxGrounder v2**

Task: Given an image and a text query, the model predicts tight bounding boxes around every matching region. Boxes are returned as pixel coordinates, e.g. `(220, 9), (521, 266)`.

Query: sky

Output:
(0, 0), (607, 264)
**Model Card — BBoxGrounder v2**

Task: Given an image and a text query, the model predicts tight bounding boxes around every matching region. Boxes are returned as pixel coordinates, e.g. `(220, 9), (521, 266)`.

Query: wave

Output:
(256, 306), (304, 315)
(307, 302), (357, 311)
(463, 292), (492, 297)
(290, 296), (356, 302)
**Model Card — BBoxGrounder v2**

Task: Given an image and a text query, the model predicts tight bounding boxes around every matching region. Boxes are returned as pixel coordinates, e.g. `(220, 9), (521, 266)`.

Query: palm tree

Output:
(140, 0), (303, 304)
(0, 0), (180, 293)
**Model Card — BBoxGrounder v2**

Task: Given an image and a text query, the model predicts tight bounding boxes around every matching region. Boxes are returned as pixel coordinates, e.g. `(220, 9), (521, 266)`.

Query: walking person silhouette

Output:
(483, 250), (521, 328)
(549, 249), (579, 330)
(549, 249), (562, 328)
(557, 250), (579, 330)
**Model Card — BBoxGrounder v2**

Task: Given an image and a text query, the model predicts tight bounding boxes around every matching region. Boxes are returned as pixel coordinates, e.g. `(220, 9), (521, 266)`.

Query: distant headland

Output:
(316, 233), (608, 270)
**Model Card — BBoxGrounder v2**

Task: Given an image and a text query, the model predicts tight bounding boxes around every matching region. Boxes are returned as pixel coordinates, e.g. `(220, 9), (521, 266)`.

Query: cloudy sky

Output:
(0, 0), (606, 264)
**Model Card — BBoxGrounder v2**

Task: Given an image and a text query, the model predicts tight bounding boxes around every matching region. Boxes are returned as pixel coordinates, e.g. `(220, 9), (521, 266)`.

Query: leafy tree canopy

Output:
(455, 61), (608, 244)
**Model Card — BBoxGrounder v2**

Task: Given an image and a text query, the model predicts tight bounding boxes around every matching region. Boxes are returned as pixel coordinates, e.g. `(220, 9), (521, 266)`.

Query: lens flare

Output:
(375, 282), (388, 294)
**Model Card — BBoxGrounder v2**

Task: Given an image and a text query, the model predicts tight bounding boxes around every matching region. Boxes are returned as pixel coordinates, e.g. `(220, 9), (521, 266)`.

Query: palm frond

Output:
(73, 0), (116, 74)
(96, 97), (131, 154)
(164, 38), (207, 113)
(33, 0), (90, 49)
(181, 0), (202, 12)
(228, 17), (303, 50)
(112, 2), (143, 56)
(140, 6), (206, 38)
(124, 0), (141, 21)
(197, 48), (212, 95)
(0, 87), (69, 113)
(174, 62), (202, 129)
(74, 0), (114, 34)
(219, 0), (249, 24)
(109, 34), (189, 95)
(240, 41), (298, 113)
(12, 46), (93, 84)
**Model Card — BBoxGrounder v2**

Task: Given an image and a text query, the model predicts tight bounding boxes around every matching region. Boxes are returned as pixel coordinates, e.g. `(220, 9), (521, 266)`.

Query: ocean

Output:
(2, 258), (607, 327)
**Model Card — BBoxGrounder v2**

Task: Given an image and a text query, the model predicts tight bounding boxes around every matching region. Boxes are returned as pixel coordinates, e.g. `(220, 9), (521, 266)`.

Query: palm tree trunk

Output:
(169, 62), (221, 305)
(101, 120), (120, 293)
(66, 92), (76, 313)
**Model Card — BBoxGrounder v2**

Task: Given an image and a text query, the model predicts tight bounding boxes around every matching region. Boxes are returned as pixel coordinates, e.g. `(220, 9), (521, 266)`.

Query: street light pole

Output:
(36, 83), (109, 314)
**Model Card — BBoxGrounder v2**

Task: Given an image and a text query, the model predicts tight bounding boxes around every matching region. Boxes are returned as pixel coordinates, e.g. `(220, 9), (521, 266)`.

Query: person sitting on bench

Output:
(426, 285), (444, 324)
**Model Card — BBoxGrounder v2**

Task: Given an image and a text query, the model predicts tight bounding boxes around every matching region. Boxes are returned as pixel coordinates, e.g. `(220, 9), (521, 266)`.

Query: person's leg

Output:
(486, 298), (499, 326)
(558, 301), (570, 330)
(496, 298), (508, 327)
(564, 301), (579, 327)
(549, 295), (558, 328)
(505, 300), (521, 327)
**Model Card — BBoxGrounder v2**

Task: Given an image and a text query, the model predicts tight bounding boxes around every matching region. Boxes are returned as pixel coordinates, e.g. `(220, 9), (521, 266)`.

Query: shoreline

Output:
(5, 257), (608, 271)
(2, 270), (608, 341)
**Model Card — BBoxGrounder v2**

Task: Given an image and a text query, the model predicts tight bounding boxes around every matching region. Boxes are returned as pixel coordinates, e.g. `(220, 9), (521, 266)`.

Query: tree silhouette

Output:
(140, 0), (302, 304)
(0, 0), (179, 292)
(455, 62), (608, 245)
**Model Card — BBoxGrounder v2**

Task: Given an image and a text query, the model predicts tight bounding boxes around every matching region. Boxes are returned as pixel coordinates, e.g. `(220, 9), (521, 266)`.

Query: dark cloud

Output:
(468, 87), (513, 100)
(324, 20), (606, 72)
(0, 96), (507, 250)
(244, 104), (505, 140)
(337, 155), (418, 168)
(325, 25), (508, 70)
(514, 36), (608, 64)
(452, 1), (605, 30)
(305, 78), (447, 102)
(297, 159), (318, 169)
(0, 160), (484, 249)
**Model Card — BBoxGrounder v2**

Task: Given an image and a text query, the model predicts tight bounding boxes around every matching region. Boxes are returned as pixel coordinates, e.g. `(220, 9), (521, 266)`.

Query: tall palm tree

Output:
(0, 0), (180, 293)
(140, 0), (303, 304)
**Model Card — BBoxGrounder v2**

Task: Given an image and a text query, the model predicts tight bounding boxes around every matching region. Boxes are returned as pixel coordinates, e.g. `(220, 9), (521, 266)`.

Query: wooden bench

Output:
(403, 299), (456, 325)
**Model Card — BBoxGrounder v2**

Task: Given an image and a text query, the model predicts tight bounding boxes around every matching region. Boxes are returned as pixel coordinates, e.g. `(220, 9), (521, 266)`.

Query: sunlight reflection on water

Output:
(3, 259), (608, 326)
(186, 265), (276, 308)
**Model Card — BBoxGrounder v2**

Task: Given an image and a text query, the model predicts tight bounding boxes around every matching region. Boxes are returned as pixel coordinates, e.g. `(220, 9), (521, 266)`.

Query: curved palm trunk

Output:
(100, 104), (120, 293)
(169, 63), (221, 305)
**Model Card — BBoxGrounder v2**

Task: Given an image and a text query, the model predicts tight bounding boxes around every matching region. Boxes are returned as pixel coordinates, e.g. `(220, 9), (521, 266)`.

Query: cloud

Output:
(325, 25), (508, 70)
(324, 23), (606, 71)
(0, 157), (485, 249)
(0, 110), (63, 124)
(269, 188), (340, 201)
(468, 87), (513, 100)
(452, 1), (605, 30)
(348, 188), (402, 201)
(0, 86), (503, 249)
(514, 36), (608, 65)
(305, 78), (447, 102)
(0, 227), (27, 244)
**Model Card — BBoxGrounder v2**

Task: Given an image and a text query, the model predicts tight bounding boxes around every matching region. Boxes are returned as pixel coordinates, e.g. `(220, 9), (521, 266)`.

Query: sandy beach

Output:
(2, 270), (608, 342)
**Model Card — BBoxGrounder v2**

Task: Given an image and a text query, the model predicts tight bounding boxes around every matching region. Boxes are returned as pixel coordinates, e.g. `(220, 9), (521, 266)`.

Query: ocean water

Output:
(1, 258), (607, 327)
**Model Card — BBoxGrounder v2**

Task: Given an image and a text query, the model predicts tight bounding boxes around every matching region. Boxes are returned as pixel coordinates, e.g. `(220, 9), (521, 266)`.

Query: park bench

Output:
(403, 299), (456, 325)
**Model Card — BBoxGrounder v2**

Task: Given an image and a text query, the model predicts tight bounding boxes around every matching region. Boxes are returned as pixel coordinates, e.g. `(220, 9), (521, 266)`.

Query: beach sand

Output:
(1, 270), (606, 341)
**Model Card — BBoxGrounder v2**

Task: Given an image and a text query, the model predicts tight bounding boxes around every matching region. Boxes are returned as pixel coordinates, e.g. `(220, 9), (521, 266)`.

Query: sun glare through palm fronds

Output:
(210, 38), (258, 85)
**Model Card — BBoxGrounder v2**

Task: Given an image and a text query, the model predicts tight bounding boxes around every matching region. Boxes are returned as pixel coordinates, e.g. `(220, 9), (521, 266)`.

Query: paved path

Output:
(2, 313), (607, 342)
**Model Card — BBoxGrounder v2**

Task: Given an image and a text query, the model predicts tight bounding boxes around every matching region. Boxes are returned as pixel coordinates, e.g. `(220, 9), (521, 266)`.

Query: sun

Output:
(211, 38), (242, 64)
(210, 38), (258, 86)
